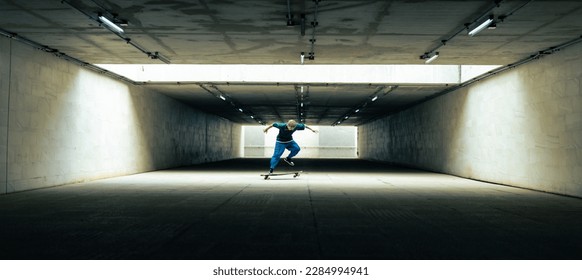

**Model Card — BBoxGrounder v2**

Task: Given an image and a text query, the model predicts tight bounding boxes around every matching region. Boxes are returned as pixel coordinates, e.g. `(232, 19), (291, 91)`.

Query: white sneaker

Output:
(283, 158), (295, 166)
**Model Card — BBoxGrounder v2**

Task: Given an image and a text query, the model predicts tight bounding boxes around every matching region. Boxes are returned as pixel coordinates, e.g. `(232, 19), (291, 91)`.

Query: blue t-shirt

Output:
(272, 122), (305, 142)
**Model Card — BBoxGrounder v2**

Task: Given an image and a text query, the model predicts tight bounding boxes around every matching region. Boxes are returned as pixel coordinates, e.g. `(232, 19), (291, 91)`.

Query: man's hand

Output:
(306, 125), (318, 133)
(263, 125), (273, 133)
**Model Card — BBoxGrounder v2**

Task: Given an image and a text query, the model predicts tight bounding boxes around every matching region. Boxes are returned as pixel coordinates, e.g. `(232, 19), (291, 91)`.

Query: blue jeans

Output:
(270, 141), (300, 170)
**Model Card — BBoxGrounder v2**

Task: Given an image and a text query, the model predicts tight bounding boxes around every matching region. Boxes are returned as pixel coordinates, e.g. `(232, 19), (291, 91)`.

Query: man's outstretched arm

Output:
(263, 124), (274, 133)
(305, 125), (318, 133)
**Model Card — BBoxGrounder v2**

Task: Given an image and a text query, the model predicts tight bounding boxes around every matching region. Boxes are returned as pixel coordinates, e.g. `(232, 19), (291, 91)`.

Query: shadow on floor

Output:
(1, 158), (581, 260)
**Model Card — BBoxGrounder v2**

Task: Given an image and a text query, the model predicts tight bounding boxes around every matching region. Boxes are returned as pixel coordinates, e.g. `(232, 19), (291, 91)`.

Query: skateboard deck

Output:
(260, 171), (303, 180)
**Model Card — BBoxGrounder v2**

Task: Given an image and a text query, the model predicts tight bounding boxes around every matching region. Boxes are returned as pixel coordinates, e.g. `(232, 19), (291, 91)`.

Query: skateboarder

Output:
(263, 119), (318, 174)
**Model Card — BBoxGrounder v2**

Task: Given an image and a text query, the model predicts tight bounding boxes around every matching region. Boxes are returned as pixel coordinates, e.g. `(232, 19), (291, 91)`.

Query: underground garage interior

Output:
(1, 0), (582, 261)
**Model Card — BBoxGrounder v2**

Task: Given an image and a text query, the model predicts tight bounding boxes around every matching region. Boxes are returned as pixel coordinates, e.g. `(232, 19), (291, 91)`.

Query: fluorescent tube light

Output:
(468, 16), (494, 36)
(425, 52), (439, 64)
(371, 96), (378, 102)
(98, 15), (124, 34)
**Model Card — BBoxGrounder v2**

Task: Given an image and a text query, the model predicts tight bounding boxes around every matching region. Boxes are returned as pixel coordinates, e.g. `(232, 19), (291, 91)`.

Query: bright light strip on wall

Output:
(468, 16), (494, 36)
(98, 15), (124, 34)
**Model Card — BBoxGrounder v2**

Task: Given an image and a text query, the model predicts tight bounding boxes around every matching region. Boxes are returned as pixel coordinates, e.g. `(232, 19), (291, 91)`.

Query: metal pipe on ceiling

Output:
(334, 86), (398, 126)
(198, 84), (264, 125)
(308, 0), (320, 60)
(61, 0), (171, 64)
(0, 27), (137, 84)
(375, 34), (582, 126)
(421, 0), (537, 62)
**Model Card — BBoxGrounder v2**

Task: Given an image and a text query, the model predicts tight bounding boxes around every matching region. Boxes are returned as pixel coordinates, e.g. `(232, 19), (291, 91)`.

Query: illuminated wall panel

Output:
(0, 37), (241, 194)
(359, 43), (582, 197)
(243, 126), (357, 158)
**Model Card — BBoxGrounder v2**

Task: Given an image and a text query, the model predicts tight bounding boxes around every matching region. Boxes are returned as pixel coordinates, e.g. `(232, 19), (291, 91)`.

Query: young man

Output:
(263, 119), (318, 174)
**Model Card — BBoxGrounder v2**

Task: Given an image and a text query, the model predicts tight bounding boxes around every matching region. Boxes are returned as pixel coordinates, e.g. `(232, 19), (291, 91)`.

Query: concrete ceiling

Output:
(1, 0), (581, 125)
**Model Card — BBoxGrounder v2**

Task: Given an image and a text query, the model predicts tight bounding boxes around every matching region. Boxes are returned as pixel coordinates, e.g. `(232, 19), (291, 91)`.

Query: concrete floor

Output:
(1, 158), (582, 260)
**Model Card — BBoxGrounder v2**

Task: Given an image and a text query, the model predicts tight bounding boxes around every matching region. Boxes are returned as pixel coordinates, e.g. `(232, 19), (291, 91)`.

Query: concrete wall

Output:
(0, 38), (9, 194)
(243, 125), (357, 158)
(0, 36), (241, 194)
(359, 43), (582, 198)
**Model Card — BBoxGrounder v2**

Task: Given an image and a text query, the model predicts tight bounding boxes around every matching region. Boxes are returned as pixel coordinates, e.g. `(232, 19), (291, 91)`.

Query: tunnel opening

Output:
(242, 125), (357, 159)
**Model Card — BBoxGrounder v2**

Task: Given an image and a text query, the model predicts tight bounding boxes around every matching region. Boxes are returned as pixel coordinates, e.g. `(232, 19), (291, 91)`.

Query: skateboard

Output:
(260, 171), (303, 180)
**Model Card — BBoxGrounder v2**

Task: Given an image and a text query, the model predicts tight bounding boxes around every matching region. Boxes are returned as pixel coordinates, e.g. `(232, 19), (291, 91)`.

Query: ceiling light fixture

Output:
(418, 0), (511, 63)
(295, 85), (309, 123)
(98, 13), (124, 34)
(62, 1), (170, 64)
(468, 15), (494, 36)
(200, 84), (261, 124)
(424, 52), (439, 64)
(333, 86), (398, 126)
